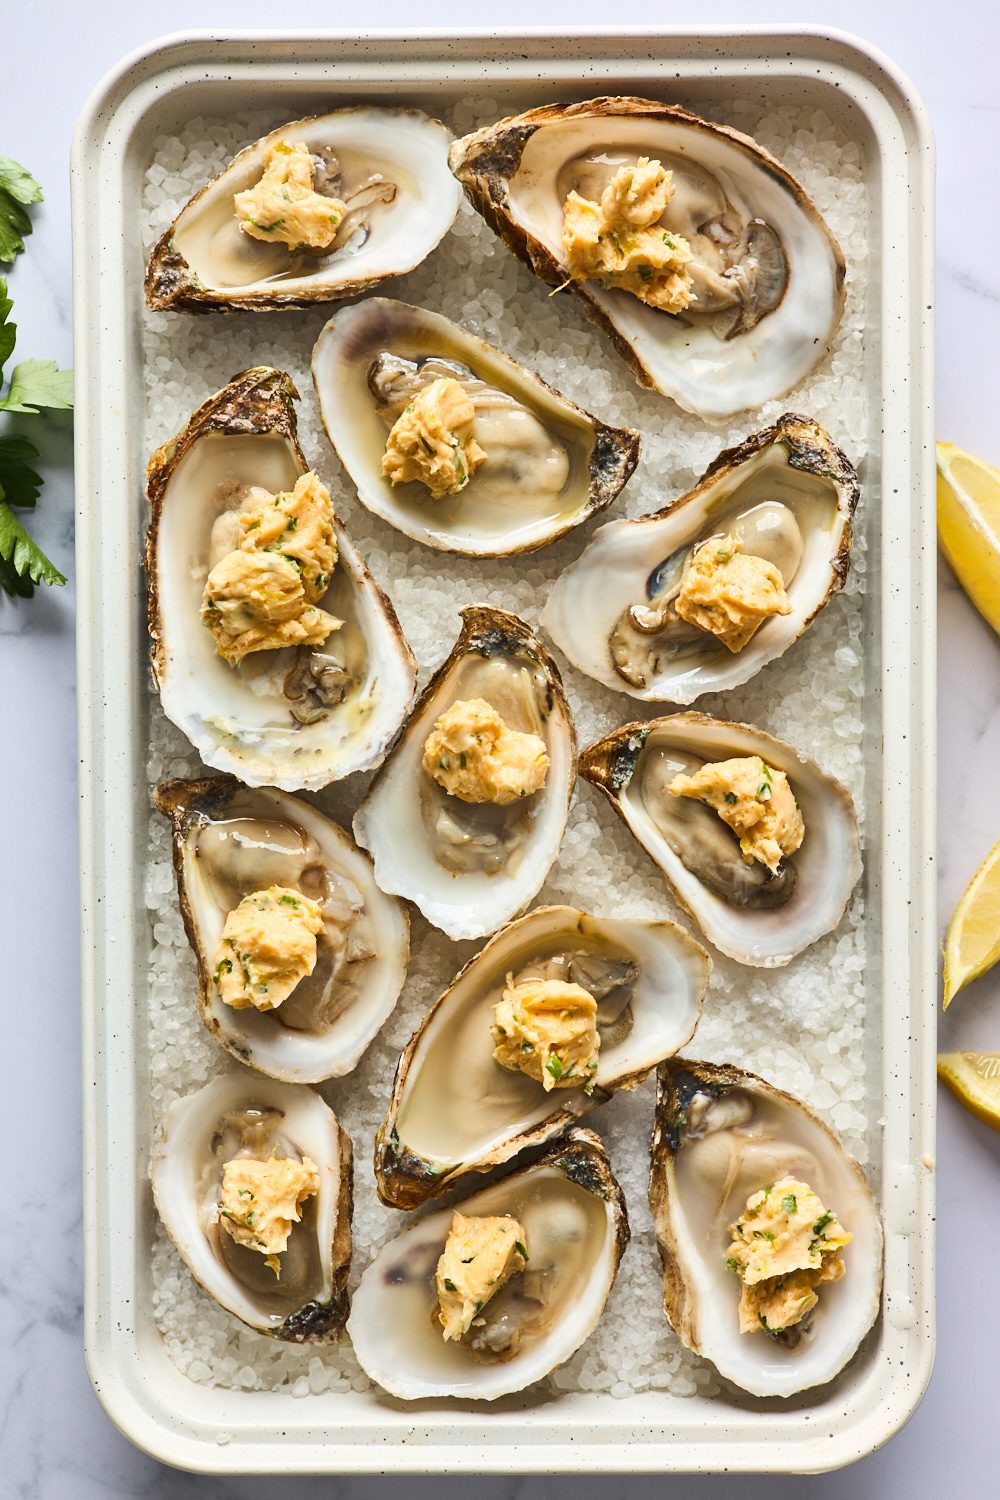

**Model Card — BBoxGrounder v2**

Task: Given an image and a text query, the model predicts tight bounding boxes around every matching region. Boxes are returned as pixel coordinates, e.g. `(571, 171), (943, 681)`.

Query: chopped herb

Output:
(247, 218), (286, 232)
(218, 1207), (237, 1222)
(638, 264), (652, 282)
(782, 1193), (797, 1214)
(459, 752), (466, 769)
(545, 1055), (565, 1082)
(724, 792), (739, 805)
(284, 515), (298, 531)
(662, 231), (677, 250)
(515, 1241), (529, 1261)
(813, 1210), (833, 1235)
(725, 1256), (740, 1273)
(734, 1223), (744, 1237)
(460, 1256), (475, 1264)
(405, 402), (414, 413)
(245, 1210), (256, 1226)
(521, 1041), (534, 1053)
(757, 782), (772, 801)
(278, 894), (300, 907)
(238, 1188), (254, 1200)
(213, 957), (233, 984)
(420, 436), (433, 456)
(443, 1278), (457, 1293)
(753, 1230), (776, 1241)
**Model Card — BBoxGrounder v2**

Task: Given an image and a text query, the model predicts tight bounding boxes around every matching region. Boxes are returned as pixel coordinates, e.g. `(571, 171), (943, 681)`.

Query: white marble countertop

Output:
(4, 3), (1000, 1495)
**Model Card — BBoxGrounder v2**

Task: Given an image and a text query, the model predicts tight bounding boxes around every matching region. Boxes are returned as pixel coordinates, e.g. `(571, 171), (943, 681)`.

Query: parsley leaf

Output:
(0, 358), (74, 414)
(0, 501), (66, 594)
(0, 436), (42, 508)
(0, 157), (42, 264)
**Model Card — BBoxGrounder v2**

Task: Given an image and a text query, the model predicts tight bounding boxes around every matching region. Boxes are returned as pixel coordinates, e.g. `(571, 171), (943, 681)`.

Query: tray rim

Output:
(72, 24), (937, 1476)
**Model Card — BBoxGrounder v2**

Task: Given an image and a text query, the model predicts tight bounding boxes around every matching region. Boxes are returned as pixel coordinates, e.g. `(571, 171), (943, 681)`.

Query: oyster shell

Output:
(578, 713), (861, 967)
(375, 904), (710, 1209)
(450, 97), (845, 422)
(353, 606), (576, 940)
(541, 414), (858, 704)
(145, 367), (417, 791)
(155, 776), (409, 1082)
(649, 1058), (882, 1397)
(311, 297), (640, 556)
(349, 1126), (628, 1399)
(145, 109), (461, 313)
(151, 1073), (352, 1342)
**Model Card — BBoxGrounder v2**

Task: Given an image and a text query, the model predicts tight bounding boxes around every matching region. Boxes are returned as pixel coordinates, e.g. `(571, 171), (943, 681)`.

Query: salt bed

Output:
(141, 94), (872, 1402)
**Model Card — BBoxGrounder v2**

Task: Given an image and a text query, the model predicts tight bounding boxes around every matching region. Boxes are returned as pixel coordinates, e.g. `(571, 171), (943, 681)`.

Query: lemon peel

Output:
(938, 1052), (1000, 1132)
(937, 440), (1000, 637)
(943, 835), (1000, 1007)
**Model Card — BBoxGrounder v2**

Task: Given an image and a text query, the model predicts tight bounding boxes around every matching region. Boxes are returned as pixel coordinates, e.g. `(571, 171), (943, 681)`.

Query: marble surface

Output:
(4, 1), (1000, 1494)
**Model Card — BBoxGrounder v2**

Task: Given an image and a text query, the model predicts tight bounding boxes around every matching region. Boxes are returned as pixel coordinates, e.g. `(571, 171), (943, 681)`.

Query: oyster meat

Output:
(155, 776), (409, 1082)
(353, 606), (576, 941)
(541, 414), (859, 705)
(151, 1073), (353, 1342)
(450, 98), (845, 422)
(649, 1059), (882, 1396)
(145, 109), (461, 313)
(375, 904), (710, 1209)
(349, 1126), (628, 1399)
(145, 367), (417, 791)
(579, 713), (861, 967)
(311, 298), (640, 555)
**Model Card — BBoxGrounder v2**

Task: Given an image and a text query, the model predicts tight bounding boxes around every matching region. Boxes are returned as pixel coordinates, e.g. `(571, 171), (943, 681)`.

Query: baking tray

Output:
(72, 26), (936, 1474)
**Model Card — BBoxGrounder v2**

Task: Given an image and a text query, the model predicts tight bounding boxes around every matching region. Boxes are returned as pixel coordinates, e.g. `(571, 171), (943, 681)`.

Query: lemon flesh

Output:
(938, 1052), (1000, 1131)
(937, 441), (1000, 637)
(943, 835), (1000, 1007)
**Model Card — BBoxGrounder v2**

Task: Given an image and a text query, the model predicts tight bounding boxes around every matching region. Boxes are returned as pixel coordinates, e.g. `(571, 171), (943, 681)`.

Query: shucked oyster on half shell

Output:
(353, 606), (576, 941)
(649, 1058), (882, 1397)
(145, 109), (461, 313)
(155, 776), (409, 1083)
(145, 367), (417, 792)
(152, 1072), (353, 1343)
(375, 904), (710, 1209)
(310, 298), (640, 556)
(579, 713), (861, 968)
(541, 414), (859, 705)
(349, 1126), (628, 1400)
(450, 98), (845, 422)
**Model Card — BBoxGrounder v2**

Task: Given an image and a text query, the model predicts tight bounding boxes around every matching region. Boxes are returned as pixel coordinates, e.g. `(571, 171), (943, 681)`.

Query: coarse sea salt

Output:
(142, 95), (872, 1403)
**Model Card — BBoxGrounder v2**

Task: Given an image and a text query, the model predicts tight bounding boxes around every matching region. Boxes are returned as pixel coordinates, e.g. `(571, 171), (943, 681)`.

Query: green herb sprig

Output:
(0, 160), (74, 599)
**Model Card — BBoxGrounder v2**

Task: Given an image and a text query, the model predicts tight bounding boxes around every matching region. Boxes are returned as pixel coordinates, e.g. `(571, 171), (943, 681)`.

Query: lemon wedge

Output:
(943, 835), (1000, 1007)
(937, 441), (1000, 636)
(938, 1052), (1000, 1131)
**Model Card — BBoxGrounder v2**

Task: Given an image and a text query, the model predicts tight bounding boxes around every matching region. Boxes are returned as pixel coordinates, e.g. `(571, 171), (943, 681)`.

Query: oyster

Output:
(311, 298), (640, 555)
(353, 606), (576, 941)
(151, 1072), (352, 1342)
(348, 1126), (628, 1399)
(450, 98), (845, 422)
(649, 1059), (882, 1397)
(579, 713), (861, 967)
(145, 109), (461, 313)
(375, 904), (710, 1209)
(145, 367), (417, 791)
(541, 414), (858, 704)
(155, 776), (409, 1082)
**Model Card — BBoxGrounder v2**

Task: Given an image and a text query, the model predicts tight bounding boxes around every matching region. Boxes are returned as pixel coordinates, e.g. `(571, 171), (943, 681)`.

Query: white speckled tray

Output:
(73, 27), (936, 1475)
